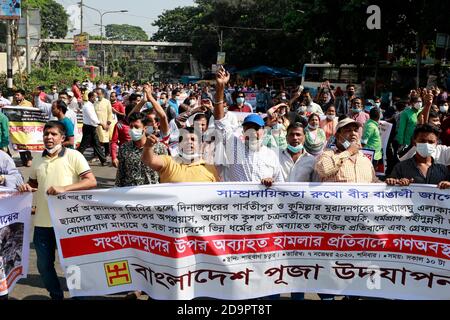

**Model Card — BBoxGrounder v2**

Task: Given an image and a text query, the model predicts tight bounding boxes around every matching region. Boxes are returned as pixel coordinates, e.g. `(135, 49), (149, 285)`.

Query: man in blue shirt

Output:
(51, 100), (75, 149)
(168, 89), (180, 115)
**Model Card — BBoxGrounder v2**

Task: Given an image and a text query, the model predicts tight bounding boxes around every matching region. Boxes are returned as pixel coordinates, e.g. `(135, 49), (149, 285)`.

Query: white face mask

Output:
(341, 140), (351, 150)
(297, 106), (307, 113)
(45, 144), (62, 155)
(416, 143), (436, 158)
(247, 139), (263, 152)
(190, 99), (197, 106)
(179, 152), (202, 162)
(440, 105), (449, 113)
(327, 115), (336, 121)
(129, 128), (144, 142)
(413, 102), (423, 110)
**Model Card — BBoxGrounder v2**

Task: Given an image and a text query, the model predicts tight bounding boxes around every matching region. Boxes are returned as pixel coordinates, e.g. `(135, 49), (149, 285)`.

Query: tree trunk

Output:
(374, 52), (379, 97)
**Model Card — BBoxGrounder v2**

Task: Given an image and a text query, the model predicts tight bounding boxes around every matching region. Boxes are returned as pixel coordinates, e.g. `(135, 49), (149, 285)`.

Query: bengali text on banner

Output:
(47, 183), (450, 300)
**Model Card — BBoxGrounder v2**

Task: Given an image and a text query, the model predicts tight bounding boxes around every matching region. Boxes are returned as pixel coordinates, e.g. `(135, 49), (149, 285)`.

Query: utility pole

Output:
(100, 14), (105, 77)
(6, 20), (13, 92)
(80, 0), (83, 34)
(25, 10), (31, 74)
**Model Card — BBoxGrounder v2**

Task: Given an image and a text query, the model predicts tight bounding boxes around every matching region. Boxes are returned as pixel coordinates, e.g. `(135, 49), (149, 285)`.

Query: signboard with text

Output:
(74, 33), (89, 67)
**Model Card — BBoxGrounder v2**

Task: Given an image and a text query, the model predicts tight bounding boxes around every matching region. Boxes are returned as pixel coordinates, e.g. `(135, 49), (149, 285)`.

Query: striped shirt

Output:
(315, 148), (379, 183)
(215, 118), (284, 183)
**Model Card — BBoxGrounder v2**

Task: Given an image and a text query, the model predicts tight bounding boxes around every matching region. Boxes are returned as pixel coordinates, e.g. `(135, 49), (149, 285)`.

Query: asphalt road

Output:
(7, 150), (321, 300)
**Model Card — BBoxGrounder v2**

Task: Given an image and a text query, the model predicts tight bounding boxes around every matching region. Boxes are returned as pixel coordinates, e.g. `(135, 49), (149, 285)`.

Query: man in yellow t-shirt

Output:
(18, 121), (97, 300)
(142, 126), (219, 183)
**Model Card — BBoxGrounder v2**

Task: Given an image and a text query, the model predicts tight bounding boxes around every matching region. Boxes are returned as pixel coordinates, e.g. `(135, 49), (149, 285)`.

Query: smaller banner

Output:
(217, 52), (226, 65)
(0, 189), (32, 296)
(2, 106), (83, 151)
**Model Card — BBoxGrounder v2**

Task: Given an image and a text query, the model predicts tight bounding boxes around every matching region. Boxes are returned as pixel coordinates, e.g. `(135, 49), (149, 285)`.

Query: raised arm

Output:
(267, 103), (289, 118)
(141, 134), (165, 172)
(127, 95), (147, 117)
(418, 92), (434, 125)
(214, 66), (230, 121)
(33, 94), (52, 118)
(144, 84), (169, 136)
(175, 105), (209, 129)
(289, 86), (303, 108)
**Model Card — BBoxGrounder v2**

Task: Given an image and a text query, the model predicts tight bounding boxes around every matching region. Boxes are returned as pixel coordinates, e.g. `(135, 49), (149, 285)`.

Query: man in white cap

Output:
(315, 117), (379, 183)
(66, 90), (81, 113)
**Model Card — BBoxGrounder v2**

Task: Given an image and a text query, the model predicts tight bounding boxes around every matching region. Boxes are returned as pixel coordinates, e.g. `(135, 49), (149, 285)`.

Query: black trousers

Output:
(103, 142), (110, 157)
(77, 124), (106, 163)
(19, 151), (33, 165)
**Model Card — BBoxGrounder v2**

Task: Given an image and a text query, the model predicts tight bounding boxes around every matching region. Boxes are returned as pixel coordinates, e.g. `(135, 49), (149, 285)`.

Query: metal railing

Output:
(49, 50), (189, 62)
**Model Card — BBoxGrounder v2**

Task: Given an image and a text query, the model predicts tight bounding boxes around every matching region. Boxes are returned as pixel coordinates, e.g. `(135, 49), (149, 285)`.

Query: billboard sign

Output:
(74, 33), (89, 67)
(0, 0), (21, 20)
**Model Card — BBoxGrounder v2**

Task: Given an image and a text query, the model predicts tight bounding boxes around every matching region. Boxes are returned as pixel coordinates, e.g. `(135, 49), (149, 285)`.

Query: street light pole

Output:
(100, 13), (105, 76)
(79, 3), (127, 76)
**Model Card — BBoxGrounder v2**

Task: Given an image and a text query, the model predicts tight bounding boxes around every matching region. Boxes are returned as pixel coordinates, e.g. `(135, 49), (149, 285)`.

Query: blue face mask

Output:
(365, 105), (373, 112)
(158, 99), (165, 106)
(287, 144), (304, 154)
(129, 128), (144, 142)
(353, 108), (362, 113)
(236, 97), (245, 104)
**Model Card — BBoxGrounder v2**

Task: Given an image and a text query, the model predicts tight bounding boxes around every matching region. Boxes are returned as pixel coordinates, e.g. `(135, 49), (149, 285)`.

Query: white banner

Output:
(0, 189), (33, 296)
(48, 183), (450, 300)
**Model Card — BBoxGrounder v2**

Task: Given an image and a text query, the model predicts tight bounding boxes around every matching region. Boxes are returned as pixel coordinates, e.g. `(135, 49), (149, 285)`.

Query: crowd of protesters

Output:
(0, 67), (449, 300)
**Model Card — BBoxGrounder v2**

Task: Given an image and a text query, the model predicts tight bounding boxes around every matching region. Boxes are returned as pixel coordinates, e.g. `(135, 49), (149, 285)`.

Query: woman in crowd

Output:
(304, 113), (327, 157)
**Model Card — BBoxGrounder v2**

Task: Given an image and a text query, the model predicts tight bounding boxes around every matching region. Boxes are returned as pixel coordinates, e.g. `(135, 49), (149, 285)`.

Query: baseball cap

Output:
(242, 114), (265, 127)
(335, 118), (362, 132)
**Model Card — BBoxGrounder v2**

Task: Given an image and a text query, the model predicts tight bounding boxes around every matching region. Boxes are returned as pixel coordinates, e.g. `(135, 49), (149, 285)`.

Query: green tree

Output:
(151, 0), (450, 74)
(152, 0), (307, 70)
(105, 24), (148, 41)
(23, 0), (68, 38)
(151, 6), (200, 42)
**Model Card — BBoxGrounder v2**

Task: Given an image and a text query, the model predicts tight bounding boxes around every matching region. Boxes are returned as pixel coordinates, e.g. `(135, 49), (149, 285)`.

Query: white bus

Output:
(301, 63), (363, 97)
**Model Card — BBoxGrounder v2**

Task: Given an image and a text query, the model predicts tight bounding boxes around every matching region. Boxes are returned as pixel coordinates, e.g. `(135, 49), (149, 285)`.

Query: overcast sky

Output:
(55, 0), (196, 38)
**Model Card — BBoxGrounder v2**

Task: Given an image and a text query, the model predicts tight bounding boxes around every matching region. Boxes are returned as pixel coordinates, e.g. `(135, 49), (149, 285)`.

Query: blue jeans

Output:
(33, 227), (64, 300)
